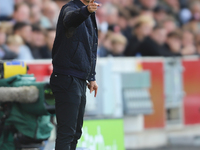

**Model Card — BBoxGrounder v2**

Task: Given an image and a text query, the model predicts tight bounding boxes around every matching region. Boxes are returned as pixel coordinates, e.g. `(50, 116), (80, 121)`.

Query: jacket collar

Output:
(73, 0), (85, 8)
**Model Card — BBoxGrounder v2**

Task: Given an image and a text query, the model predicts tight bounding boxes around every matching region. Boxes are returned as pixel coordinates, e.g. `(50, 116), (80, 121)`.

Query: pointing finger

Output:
(94, 88), (97, 97)
(95, 3), (101, 7)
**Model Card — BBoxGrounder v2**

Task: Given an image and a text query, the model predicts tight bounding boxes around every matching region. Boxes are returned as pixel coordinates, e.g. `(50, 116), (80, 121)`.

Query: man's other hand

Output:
(87, 0), (101, 13)
(87, 81), (98, 97)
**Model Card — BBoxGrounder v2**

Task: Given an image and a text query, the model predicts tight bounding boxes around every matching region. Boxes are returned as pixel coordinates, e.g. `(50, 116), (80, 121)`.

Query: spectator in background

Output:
(160, 0), (181, 23)
(28, 0), (52, 28)
(96, 6), (109, 50)
(13, 3), (31, 23)
(0, 26), (17, 60)
(119, 0), (140, 35)
(124, 15), (155, 56)
(109, 33), (127, 56)
(153, 5), (169, 24)
(30, 25), (50, 59)
(164, 30), (196, 56)
(161, 17), (177, 34)
(30, 4), (52, 28)
(44, 28), (56, 58)
(13, 22), (34, 59)
(103, 3), (119, 32)
(99, 32), (127, 57)
(164, 31), (182, 54)
(118, 12), (132, 40)
(119, 0), (140, 18)
(7, 35), (23, 57)
(30, 5), (41, 25)
(98, 31), (114, 57)
(7, 34), (33, 60)
(13, 22), (32, 48)
(136, 25), (180, 56)
(42, 1), (59, 28)
(182, 30), (195, 48)
(181, 30), (196, 55)
(96, 6), (108, 34)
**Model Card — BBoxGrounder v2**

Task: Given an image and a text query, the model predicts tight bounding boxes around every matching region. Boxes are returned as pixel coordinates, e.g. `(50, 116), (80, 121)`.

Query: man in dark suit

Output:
(50, 0), (100, 149)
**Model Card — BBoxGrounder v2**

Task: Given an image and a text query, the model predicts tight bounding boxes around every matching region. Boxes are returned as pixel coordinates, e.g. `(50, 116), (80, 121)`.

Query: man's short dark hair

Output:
(13, 22), (30, 32)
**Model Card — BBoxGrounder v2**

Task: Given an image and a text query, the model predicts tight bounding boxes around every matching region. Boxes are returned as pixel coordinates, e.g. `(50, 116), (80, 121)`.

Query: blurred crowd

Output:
(1, 0), (200, 60)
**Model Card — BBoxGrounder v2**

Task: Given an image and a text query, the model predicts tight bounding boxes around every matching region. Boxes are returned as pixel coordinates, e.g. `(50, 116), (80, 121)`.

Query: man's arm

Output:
(63, 0), (100, 29)
(63, 5), (91, 29)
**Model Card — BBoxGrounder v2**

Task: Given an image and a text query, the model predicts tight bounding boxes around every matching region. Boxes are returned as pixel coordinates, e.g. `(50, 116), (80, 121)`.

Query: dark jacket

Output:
(52, 0), (98, 81)
(136, 37), (181, 57)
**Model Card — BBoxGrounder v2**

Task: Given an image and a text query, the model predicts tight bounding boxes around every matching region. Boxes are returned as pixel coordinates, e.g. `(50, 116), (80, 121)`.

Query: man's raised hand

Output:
(87, 0), (101, 13)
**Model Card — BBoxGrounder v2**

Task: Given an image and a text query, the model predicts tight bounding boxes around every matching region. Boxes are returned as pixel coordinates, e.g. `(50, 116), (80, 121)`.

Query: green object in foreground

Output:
(0, 75), (53, 150)
(77, 119), (125, 150)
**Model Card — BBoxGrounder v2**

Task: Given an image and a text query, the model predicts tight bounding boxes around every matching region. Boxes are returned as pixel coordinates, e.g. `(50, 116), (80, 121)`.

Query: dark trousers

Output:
(50, 72), (87, 150)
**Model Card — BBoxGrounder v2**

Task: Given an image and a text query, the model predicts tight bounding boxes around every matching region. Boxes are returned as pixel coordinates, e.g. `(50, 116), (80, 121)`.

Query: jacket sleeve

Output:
(88, 68), (96, 81)
(63, 5), (91, 28)
(88, 66), (96, 81)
